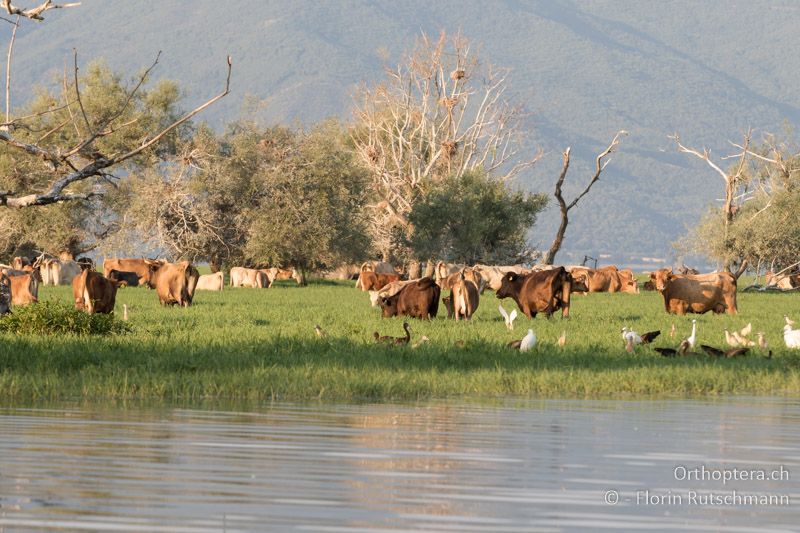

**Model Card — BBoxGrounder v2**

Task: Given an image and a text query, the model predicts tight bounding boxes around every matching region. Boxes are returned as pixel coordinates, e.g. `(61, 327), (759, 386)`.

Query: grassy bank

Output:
(0, 279), (798, 401)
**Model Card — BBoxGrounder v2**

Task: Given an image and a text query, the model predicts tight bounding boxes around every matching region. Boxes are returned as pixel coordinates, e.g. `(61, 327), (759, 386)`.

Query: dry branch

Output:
(0, 55), (232, 208)
(543, 130), (627, 265)
(2, 0), (80, 21)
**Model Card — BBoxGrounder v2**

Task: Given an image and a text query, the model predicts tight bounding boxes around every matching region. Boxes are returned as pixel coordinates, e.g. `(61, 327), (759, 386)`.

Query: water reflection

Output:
(0, 398), (798, 531)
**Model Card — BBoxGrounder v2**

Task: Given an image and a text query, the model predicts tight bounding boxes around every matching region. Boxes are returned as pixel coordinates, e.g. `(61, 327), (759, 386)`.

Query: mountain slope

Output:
(7, 0), (800, 263)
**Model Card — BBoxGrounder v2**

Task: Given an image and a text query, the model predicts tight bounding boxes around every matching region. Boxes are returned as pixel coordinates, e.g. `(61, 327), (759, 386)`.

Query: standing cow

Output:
(650, 268), (737, 315)
(196, 271), (224, 291)
(496, 267), (574, 319)
(378, 277), (440, 320)
(72, 270), (121, 314)
(149, 261), (198, 307)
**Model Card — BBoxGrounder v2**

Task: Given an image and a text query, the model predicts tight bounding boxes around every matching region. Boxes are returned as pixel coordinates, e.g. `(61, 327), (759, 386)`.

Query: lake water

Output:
(0, 397), (798, 532)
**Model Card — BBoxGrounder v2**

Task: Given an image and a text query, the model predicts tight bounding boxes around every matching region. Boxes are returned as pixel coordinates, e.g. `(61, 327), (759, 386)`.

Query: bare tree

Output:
(543, 131), (627, 265)
(352, 31), (541, 257)
(670, 131), (751, 276)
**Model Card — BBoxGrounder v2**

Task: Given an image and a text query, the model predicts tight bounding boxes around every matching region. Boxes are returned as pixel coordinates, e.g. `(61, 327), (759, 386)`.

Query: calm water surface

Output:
(0, 397), (798, 532)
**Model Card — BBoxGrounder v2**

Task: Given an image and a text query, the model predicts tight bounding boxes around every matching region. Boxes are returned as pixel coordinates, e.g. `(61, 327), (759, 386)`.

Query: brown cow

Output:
(496, 267), (574, 319)
(357, 271), (401, 291)
(104, 258), (163, 287)
(8, 272), (38, 306)
(451, 270), (480, 320)
(650, 268), (738, 315)
(379, 277), (440, 320)
(72, 270), (121, 314)
(148, 261), (198, 307)
(108, 269), (140, 287)
(570, 265), (637, 294)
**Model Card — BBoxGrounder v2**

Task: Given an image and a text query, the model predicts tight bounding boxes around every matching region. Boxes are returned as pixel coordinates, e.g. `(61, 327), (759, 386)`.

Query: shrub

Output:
(0, 301), (130, 336)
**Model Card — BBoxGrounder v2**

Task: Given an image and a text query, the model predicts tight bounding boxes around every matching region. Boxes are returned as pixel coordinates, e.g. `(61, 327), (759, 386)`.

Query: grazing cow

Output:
(230, 267), (268, 288)
(357, 271), (401, 291)
(11, 256), (30, 271)
(451, 270), (481, 320)
(650, 268), (738, 315)
(149, 261), (198, 307)
(103, 258), (162, 287)
(0, 274), (10, 315)
(472, 264), (530, 292)
(496, 267), (574, 319)
(196, 271), (224, 291)
(107, 269), (140, 287)
(72, 270), (121, 314)
(378, 277), (440, 319)
(369, 279), (416, 307)
(8, 272), (39, 306)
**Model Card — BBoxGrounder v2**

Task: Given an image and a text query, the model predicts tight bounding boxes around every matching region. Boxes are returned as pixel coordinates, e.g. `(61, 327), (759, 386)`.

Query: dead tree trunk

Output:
(543, 131), (626, 265)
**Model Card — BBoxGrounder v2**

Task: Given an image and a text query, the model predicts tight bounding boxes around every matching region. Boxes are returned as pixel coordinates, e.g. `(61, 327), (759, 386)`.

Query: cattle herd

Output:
(0, 253), (797, 349)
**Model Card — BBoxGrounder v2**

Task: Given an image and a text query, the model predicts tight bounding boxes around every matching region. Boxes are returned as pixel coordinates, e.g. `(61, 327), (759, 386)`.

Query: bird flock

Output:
(361, 310), (800, 357)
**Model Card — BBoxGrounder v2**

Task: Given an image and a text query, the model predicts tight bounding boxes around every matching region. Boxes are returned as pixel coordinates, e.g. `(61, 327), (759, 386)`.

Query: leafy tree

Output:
(407, 170), (547, 264)
(244, 120), (371, 282)
(0, 61), (186, 260)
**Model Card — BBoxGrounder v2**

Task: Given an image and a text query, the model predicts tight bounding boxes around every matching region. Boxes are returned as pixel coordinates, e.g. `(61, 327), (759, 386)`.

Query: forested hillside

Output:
(7, 0), (800, 263)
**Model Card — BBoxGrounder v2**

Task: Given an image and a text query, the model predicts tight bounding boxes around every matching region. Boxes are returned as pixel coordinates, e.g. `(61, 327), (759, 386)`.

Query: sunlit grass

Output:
(0, 277), (798, 401)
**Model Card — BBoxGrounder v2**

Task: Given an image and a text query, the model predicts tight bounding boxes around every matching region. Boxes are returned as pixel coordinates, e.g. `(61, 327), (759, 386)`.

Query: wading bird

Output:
(558, 330), (567, 347)
(653, 339), (692, 357)
(686, 319), (697, 348)
(508, 329), (536, 352)
(700, 345), (750, 358)
(498, 304), (518, 330)
(122, 304), (128, 321)
(784, 324), (800, 349)
(314, 325), (326, 338)
(621, 327), (660, 346)
(374, 322), (412, 345)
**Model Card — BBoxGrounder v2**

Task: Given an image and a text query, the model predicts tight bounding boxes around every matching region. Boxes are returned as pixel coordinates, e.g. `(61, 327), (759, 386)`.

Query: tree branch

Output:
(2, 0), (80, 21)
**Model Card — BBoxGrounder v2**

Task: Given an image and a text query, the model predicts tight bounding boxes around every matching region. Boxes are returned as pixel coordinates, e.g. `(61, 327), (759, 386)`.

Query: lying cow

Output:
(196, 271), (224, 291)
(230, 267), (269, 288)
(73, 270), (121, 314)
(358, 271), (401, 291)
(570, 265), (638, 294)
(765, 270), (800, 290)
(149, 261), (199, 307)
(378, 277), (440, 320)
(104, 258), (163, 287)
(650, 268), (738, 315)
(8, 272), (39, 306)
(108, 269), (140, 287)
(496, 267), (574, 319)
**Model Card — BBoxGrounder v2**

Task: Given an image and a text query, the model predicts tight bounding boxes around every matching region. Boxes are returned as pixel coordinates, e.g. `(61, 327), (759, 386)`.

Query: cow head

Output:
(650, 268), (673, 291)
(379, 293), (400, 317)
(496, 272), (522, 299)
(570, 272), (589, 293)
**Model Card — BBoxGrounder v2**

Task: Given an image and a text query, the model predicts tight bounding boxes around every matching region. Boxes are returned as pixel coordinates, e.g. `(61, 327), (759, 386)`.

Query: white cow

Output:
(230, 267), (268, 288)
(196, 271), (224, 291)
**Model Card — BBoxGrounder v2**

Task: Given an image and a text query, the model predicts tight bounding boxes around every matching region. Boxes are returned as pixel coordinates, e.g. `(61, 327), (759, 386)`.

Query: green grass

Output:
(0, 277), (798, 401)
